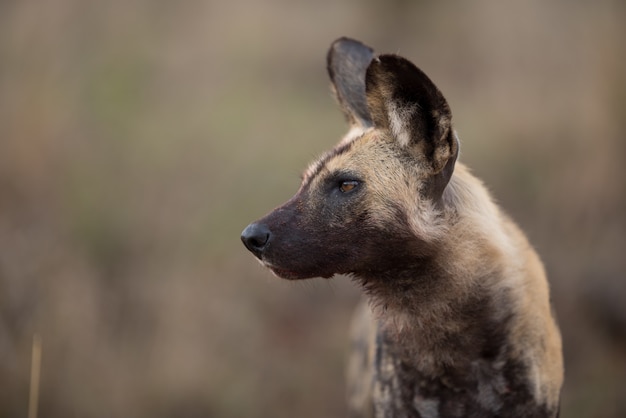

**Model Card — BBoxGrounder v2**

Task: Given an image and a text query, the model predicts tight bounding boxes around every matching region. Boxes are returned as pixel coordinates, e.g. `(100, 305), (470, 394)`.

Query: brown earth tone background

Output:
(1, 1), (625, 417)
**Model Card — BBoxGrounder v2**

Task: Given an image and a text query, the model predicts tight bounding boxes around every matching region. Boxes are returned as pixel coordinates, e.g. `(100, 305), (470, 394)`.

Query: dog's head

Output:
(241, 38), (458, 280)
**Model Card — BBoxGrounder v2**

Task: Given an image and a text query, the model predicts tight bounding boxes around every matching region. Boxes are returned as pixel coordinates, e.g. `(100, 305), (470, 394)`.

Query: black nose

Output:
(241, 223), (271, 257)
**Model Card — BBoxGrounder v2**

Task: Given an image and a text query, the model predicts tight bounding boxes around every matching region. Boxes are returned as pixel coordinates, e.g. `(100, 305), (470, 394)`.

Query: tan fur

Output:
(312, 124), (564, 411)
(442, 163), (564, 407)
(341, 150), (564, 412)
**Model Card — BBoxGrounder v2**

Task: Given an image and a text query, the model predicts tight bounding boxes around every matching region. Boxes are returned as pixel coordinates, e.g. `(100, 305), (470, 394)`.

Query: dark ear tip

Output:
(366, 54), (437, 95)
(329, 37), (373, 53)
(368, 54), (413, 72)
(366, 55), (402, 81)
(326, 37), (376, 127)
(327, 37), (374, 69)
(330, 36), (356, 49)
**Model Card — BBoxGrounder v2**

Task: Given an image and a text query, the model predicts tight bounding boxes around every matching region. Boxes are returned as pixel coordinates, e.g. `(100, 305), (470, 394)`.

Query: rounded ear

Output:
(327, 37), (375, 128)
(365, 55), (458, 176)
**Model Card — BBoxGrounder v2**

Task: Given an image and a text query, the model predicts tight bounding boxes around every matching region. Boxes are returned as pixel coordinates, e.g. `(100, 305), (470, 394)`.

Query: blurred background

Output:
(1, 0), (624, 417)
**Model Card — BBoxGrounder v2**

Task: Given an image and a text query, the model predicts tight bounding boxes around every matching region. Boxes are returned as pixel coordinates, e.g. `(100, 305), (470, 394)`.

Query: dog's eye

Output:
(339, 180), (359, 193)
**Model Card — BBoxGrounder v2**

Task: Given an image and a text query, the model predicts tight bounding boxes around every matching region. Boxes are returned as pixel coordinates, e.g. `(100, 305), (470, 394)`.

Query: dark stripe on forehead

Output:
(301, 134), (361, 186)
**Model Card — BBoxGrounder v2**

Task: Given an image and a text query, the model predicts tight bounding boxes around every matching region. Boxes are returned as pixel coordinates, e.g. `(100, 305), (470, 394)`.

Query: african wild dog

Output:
(241, 37), (563, 417)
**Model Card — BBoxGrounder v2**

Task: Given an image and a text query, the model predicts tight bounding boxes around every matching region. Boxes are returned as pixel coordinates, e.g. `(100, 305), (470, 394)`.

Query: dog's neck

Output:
(353, 220), (515, 382)
(353, 167), (522, 381)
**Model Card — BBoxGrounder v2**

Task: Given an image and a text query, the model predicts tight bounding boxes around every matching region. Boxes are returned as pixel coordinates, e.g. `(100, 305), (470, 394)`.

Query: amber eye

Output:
(339, 180), (359, 193)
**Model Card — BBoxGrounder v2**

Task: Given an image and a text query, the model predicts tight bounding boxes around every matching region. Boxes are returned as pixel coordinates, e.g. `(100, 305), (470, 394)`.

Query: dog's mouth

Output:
(260, 260), (333, 281)
(265, 262), (303, 280)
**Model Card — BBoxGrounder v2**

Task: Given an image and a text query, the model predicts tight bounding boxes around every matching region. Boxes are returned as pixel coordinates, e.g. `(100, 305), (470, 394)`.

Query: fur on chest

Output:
(347, 303), (559, 418)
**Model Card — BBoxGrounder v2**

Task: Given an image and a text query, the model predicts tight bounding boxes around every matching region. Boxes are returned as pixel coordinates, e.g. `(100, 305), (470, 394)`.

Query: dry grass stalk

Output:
(28, 334), (42, 418)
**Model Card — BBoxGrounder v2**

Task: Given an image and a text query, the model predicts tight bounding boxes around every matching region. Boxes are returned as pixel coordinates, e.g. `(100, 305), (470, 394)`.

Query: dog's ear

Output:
(365, 55), (458, 176)
(327, 37), (375, 128)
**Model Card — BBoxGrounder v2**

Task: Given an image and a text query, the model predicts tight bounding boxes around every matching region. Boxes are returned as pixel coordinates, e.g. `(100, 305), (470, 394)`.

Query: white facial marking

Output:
(338, 125), (366, 146)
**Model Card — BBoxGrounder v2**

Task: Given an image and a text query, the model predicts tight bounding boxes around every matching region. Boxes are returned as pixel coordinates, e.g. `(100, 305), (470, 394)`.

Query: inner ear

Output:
(327, 37), (375, 128)
(365, 55), (457, 175)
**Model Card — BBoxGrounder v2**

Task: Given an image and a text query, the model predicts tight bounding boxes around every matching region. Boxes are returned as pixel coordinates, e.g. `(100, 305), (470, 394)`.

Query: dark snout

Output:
(241, 223), (271, 258)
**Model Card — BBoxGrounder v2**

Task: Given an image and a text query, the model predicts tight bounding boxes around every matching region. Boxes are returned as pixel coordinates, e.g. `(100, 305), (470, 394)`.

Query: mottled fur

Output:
(241, 37), (563, 417)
